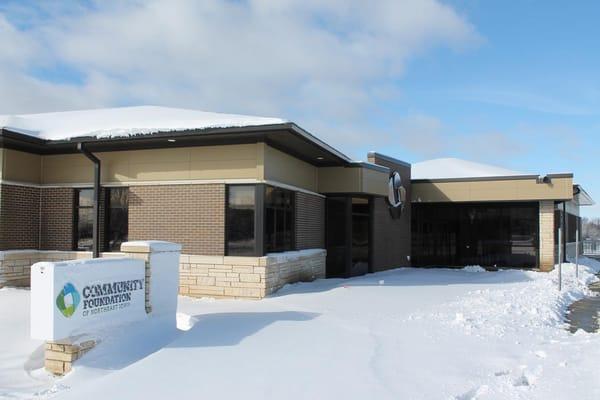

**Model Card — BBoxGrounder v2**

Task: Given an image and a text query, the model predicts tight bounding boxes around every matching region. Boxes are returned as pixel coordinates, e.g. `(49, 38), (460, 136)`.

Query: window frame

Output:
(264, 185), (296, 254)
(225, 184), (264, 257)
(225, 184), (297, 257)
(73, 188), (95, 251)
(104, 187), (129, 252)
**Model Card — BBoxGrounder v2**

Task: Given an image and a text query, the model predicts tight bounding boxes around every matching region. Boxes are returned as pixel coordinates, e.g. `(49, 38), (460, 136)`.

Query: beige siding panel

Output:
(189, 159), (257, 180)
(412, 177), (573, 203)
(263, 144), (317, 192)
(318, 167), (361, 193)
(318, 166), (388, 196)
(42, 154), (92, 184)
(40, 144), (260, 184)
(128, 162), (192, 181)
(3, 149), (41, 184)
(515, 178), (572, 200)
(361, 167), (388, 197)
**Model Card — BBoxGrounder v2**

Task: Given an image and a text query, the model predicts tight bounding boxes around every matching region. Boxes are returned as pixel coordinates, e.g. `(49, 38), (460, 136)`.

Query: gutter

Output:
(77, 143), (101, 258)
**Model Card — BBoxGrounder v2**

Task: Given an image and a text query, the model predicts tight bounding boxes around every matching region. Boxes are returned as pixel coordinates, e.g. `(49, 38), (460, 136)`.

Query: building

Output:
(411, 158), (594, 270)
(0, 106), (410, 298)
(0, 106), (593, 298)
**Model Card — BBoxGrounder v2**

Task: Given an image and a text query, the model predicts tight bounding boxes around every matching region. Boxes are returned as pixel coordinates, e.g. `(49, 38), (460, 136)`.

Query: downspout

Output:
(77, 143), (101, 258)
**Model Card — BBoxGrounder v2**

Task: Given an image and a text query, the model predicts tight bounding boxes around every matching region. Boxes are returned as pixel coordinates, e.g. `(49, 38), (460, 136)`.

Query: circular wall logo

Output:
(56, 283), (81, 318)
(387, 171), (406, 209)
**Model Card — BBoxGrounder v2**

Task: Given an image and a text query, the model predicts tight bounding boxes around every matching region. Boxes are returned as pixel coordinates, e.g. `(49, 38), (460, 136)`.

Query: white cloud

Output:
(0, 0), (479, 135)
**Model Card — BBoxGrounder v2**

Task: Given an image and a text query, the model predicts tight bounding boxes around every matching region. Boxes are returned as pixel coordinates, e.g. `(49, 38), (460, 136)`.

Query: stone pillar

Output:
(539, 201), (555, 271)
(121, 241), (181, 319)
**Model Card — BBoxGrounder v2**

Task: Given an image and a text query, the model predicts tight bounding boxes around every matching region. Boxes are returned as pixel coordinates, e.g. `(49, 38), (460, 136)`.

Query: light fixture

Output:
(316, 156), (324, 160)
(168, 139), (176, 143)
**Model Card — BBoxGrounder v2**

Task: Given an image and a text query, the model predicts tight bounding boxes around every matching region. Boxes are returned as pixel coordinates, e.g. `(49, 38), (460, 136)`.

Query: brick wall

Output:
(0, 184), (41, 250)
(295, 192), (325, 250)
(539, 200), (555, 271)
(40, 187), (75, 251)
(128, 184), (225, 255)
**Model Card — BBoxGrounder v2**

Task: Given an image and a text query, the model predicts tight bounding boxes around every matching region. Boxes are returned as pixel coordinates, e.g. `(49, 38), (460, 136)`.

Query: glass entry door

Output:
(326, 196), (372, 278)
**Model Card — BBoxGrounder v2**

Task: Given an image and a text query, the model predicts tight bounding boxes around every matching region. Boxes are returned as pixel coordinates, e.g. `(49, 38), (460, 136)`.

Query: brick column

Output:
(539, 201), (555, 271)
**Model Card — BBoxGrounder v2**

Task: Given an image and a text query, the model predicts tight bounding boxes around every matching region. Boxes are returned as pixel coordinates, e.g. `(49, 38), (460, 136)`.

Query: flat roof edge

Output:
(412, 174), (547, 183)
(367, 151), (411, 168)
(348, 161), (390, 173)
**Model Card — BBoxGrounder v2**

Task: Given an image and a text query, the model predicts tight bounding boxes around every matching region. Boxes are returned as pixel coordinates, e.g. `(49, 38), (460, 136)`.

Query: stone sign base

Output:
(45, 339), (96, 375)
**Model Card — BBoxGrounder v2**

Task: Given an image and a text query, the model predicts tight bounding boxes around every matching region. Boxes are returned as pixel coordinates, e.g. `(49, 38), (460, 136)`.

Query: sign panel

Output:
(31, 257), (146, 341)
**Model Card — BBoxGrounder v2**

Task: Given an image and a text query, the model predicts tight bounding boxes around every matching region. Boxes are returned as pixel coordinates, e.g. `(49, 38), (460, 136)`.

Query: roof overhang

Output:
(411, 173), (574, 203)
(0, 122), (352, 167)
(573, 184), (595, 206)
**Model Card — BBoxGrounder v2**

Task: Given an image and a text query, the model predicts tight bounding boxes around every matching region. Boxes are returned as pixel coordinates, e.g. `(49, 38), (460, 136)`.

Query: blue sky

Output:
(0, 1), (598, 216)
(383, 1), (600, 216)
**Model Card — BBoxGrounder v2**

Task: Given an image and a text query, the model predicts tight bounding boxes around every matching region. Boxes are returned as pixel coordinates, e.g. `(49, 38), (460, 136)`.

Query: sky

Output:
(0, 0), (598, 216)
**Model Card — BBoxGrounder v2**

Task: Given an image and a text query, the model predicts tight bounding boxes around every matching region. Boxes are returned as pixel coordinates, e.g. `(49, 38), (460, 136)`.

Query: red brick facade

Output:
(1, 182), (325, 256)
(0, 184), (41, 250)
(40, 187), (75, 250)
(128, 184), (226, 255)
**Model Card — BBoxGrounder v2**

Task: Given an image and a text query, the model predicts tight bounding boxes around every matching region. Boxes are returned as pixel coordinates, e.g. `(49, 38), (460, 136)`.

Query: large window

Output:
(226, 185), (256, 256)
(412, 202), (539, 268)
(105, 187), (129, 251)
(264, 186), (295, 253)
(226, 185), (296, 256)
(74, 189), (94, 250)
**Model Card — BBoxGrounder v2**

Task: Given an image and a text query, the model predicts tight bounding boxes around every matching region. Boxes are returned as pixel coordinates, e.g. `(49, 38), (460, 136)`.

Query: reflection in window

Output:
(75, 189), (94, 250)
(265, 186), (294, 253)
(226, 186), (256, 256)
(106, 187), (129, 251)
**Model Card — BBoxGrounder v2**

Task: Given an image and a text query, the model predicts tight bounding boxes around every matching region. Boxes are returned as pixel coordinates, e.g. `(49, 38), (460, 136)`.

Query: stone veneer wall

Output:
(179, 249), (326, 299)
(128, 184), (225, 255)
(539, 200), (555, 271)
(0, 250), (125, 288)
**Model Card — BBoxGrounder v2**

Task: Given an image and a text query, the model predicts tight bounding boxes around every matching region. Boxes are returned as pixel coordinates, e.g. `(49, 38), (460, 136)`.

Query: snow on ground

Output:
(0, 106), (287, 140)
(1, 260), (599, 400)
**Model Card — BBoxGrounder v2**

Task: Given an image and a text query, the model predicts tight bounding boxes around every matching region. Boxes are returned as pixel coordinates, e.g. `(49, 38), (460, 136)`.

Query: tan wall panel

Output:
(3, 149), (41, 184)
(42, 154), (92, 184)
(412, 177), (573, 203)
(318, 167), (361, 193)
(0, 148), (3, 180)
(263, 144), (317, 191)
(40, 144), (260, 184)
(361, 167), (388, 197)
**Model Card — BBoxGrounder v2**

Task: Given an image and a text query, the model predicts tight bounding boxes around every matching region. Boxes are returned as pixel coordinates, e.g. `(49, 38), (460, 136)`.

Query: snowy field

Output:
(1, 260), (599, 400)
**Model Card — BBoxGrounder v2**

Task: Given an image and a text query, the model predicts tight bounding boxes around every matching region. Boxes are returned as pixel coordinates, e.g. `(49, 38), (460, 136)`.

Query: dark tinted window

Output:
(226, 185), (256, 256)
(106, 187), (129, 251)
(75, 189), (94, 250)
(264, 186), (294, 253)
(412, 202), (538, 268)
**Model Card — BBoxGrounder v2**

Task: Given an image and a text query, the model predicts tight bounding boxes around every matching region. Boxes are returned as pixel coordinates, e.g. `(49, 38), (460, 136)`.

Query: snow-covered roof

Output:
(412, 158), (526, 180)
(0, 106), (288, 141)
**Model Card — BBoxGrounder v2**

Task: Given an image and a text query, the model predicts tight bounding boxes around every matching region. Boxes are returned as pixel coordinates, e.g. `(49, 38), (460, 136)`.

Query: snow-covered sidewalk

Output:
(1, 260), (599, 400)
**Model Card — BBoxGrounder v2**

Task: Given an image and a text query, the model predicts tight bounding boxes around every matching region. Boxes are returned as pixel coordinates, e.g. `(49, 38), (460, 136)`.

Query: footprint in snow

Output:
(453, 385), (490, 400)
(534, 350), (547, 358)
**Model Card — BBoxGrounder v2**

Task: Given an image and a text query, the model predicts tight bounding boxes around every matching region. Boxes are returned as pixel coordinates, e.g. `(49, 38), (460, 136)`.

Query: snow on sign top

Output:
(412, 158), (526, 180)
(0, 106), (288, 141)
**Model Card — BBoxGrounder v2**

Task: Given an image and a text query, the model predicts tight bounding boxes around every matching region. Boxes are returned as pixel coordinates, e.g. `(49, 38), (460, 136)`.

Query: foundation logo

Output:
(56, 283), (81, 318)
(387, 171), (406, 218)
